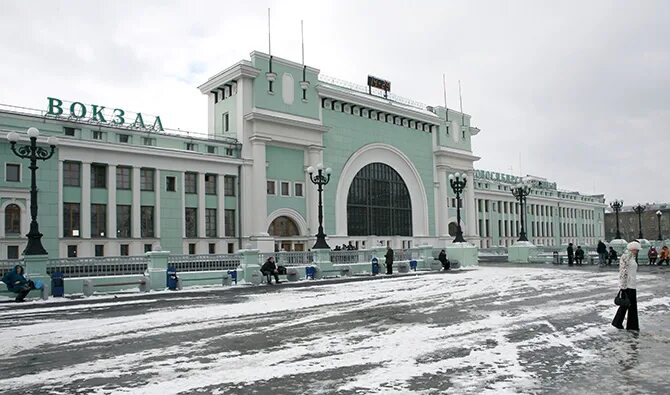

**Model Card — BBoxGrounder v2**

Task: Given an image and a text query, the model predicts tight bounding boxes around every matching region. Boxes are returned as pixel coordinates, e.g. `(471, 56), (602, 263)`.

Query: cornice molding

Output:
(434, 146), (481, 162)
(250, 51), (320, 74)
(243, 109), (329, 133)
(198, 61), (261, 93)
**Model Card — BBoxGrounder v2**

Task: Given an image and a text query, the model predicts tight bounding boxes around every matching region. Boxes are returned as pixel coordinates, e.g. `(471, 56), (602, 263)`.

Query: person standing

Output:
(385, 247), (394, 275)
(575, 246), (585, 265)
(567, 243), (575, 266)
(438, 249), (450, 271)
(612, 241), (640, 331)
(648, 246), (658, 265)
(597, 240), (607, 265)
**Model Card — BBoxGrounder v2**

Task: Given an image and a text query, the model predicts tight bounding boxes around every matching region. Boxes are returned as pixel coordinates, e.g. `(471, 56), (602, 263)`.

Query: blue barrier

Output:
(167, 267), (178, 290)
(305, 266), (317, 280)
(51, 271), (64, 297)
(227, 270), (237, 285)
(371, 257), (380, 275)
(409, 260), (418, 271)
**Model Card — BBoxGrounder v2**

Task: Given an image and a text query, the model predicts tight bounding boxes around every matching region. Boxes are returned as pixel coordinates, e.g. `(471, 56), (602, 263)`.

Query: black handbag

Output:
(614, 290), (630, 307)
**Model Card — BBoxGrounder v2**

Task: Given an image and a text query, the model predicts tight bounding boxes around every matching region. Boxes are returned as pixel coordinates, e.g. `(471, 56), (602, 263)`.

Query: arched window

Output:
(347, 162), (412, 236)
(5, 204), (21, 235)
(268, 216), (300, 237)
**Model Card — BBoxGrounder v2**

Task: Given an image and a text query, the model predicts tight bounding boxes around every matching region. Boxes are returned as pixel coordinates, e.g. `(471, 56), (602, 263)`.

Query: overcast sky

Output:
(1, 0), (668, 205)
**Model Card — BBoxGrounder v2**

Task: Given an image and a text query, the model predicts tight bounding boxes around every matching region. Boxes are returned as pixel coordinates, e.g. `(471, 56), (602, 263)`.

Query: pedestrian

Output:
(608, 246), (618, 265)
(612, 241), (640, 331)
(659, 246), (670, 265)
(575, 246), (585, 265)
(385, 246), (394, 275)
(1, 265), (35, 302)
(648, 246), (658, 265)
(260, 256), (280, 285)
(597, 240), (607, 265)
(438, 249), (450, 271)
(567, 243), (575, 266)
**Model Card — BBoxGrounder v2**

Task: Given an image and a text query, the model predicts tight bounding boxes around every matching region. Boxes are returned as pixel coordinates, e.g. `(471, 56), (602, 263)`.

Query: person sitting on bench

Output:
(438, 249), (451, 271)
(260, 256), (280, 285)
(2, 265), (35, 302)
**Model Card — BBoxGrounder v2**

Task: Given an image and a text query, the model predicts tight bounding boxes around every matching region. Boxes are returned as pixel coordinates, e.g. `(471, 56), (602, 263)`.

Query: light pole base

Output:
(445, 242), (478, 267)
(508, 241), (537, 263)
(609, 239), (628, 257)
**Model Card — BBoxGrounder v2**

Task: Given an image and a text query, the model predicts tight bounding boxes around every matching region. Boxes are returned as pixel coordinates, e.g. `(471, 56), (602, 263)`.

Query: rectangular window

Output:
(116, 166), (131, 190)
(280, 181), (290, 196)
(185, 207), (197, 238)
(5, 164), (20, 182)
(7, 245), (19, 260)
(225, 148), (234, 156)
(227, 243), (234, 254)
(63, 203), (80, 237)
(119, 134), (130, 143)
(92, 131), (103, 140)
(188, 243), (196, 255)
(141, 206), (154, 237)
(207, 145), (216, 154)
(186, 143), (196, 151)
(205, 174), (217, 195)
(209, 243), (216, 254)
(294, 182), (304, 197)
(91, 164), (107, 188)
(142, 137), (154, 146)
(144, 244), (152, 253)
(116, 205), (131, 238)
(166, 176), (176, 192)
(206, 208), (217, 237)
(94, 244), (104, 257)
(63, 161), (81, 187)
(185, 172), (197, 194)
(91, 204), (107, 237)
(120, 244), (129, 256)
(140, 168), (155, 191)
(224, 175), (236, 196)
(223, 113), (229, 132)
(266, 180), (276, 195)
(63, 127), (76, 136)
(67, 245), (78, 258)
(225, 209), (236, 236)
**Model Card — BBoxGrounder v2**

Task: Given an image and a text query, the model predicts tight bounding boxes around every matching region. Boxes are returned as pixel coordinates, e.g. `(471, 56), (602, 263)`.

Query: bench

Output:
(175, 271), (237, 290)
(82, 276), (151, 297)
(0, 282), (50, 301)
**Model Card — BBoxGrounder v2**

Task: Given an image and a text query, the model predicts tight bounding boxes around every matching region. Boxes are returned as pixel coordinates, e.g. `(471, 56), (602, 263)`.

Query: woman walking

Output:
(612, 241), (640, 331)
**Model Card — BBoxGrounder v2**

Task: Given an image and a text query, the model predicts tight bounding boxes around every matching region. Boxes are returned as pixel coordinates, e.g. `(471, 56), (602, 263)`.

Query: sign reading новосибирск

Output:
(46, 97), (164, 132)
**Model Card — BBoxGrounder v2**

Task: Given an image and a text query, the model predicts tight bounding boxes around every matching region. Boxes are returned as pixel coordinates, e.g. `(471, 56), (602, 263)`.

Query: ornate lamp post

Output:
(307, 163), (332, 250)
(511, 179), (532, 242)
(656, 210), (663, 241)
(448, 172), (467, 243)
(632, 203), (646, 240)
(610, 199), (623, 239)
(6, 128), (58, 255)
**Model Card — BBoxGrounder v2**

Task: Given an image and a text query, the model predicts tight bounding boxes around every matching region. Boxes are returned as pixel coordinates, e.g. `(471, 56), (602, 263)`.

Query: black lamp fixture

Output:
(448, 172), (467, 243)
(609, 199), (623, 239)
(307, 163), (331, 250)
(511, 179), (532, 242)
(656, 210), (663, 241)
(632, 203), (646, 240)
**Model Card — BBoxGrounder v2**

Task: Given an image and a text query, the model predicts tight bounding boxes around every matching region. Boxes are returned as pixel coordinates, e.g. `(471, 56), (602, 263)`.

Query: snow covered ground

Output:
(1, 266), (669, 394)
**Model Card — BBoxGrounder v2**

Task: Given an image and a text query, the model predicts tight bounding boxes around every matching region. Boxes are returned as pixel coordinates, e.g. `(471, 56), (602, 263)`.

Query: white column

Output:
(436, 165), (449, 237)
(108, 164), (117, 239)
(81, 162), (91, 239)
(218, 174), (226, 238)
(306, 146), (322, 236)
(198, 173), (206, 238)
(181, 171), (186, 238)
(155, 169), (161, 238)
(464, 170), (477, 238)
(208, 93), (216, 134)
(250, 137), (270, 235)
(58, 160), (64, 238)
(132, 167), (141, 238)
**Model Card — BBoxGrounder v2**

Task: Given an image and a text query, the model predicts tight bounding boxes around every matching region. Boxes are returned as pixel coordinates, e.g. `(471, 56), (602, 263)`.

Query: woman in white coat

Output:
(611, 241), (640, 331)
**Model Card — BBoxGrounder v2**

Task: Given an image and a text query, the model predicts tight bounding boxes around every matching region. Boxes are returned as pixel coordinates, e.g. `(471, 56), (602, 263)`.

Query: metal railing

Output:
(330, 250), (365, 264)
(47, 256), (149, 277)
(259, 251), (314, 267)
(394, 248), (422, 261)
(0, 259), (23, 276)
(318, 75), (431, 111)
(168, 254), (241, 272)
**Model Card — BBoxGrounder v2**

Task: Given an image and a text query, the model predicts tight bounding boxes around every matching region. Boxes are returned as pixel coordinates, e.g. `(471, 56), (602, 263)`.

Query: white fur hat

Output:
(627, 241), (641, 251)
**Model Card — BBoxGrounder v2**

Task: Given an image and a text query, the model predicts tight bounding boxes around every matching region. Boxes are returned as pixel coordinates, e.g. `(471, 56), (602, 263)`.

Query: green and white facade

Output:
(0, 51), (606, 259)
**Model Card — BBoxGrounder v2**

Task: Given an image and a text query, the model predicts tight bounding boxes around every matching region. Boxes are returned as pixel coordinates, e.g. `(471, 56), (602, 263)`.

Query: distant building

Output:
(605, 203), (670, 241)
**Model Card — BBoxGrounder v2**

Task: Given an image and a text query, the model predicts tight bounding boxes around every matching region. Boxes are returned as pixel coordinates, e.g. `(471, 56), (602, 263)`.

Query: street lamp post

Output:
(511, 180), (532, 242)
(307, 163), (332, 250)
(448, 172), (467, 243)
(632, 203), (646, 240)
(610, 199), (623, 239)
(6, 128), (58, 256)
(656, 210), (663, 241)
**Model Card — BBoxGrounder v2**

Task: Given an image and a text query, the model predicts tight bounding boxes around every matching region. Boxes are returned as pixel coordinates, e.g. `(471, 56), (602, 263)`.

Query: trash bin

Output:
(167, 267), (178, 290)
(371, 257), (380, 275)
(552, 251), (559, 265)
(305, 266), (317, 280)
(410, 260), (418, 271)
(51, 272), (64, 297)
(227, 270), (238, 285)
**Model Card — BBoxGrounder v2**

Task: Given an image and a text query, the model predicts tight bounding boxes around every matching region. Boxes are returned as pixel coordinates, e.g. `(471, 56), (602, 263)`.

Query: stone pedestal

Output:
(419, 244), (435, 269)
(507, 241), (537, 263)
(313, 248), (333, 272)
(446, 242), (478, 267)
(146, 250), (170, 291)
(609, 239), (628, 257)
(23, 254), (49, 283)
(239, 249), (261, 283)
(249, 235), (275, 253)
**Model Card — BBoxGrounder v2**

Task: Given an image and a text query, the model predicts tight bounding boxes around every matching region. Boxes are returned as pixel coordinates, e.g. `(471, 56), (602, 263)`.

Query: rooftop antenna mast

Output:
(268, 8), (272, 56)
(301, 20), (306, 81)
(266, 8), (275, 91)
(458, 80), (465, 126)
(442, 74), (449, 123)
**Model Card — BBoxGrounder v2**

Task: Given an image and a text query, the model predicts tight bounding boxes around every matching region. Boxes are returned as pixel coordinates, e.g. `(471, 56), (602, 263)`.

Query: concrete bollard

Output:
(286, 268), (300, 282)
(397, 261), (409, 273)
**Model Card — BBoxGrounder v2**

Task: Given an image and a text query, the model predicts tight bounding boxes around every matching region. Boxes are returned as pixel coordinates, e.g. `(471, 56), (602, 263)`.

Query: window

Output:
(188, 243), (196, 255)
(94, 244), (104, 257)
(280, 181), (290, 196)
(266, 180), (276, 195)
(205, 174), (217, 195)
(206, 208), (217, 237)
(185, 172), (197, 194)
(7, 245), (19, 260)
(225, 148), (234, 156)
(185, 208), (197, 238)
(91, 204), (107, 237)
(63, 161), (81, 186)
(224, 175), (236, 196)
(225, 209), (236, 236)
(227, 243), (234, 254)
(207, 145), (216, 154)
(142, 137), (154, 146)
(144, 244), (152, 253)
(63, 203), (80, 237)
(119, 134), (130, 143)
(67, 245), (78, 258)
(91, 164), (106, 188)
(63, 127), (76, 136)
(141, 206), (154, 237)
(186, 143), (196, 151)
(92, 131), (103, 140)
(223, 113), (229, 132)
(6, 164), (20, 182)
(116, 205), (131, 238)
(209, 243), (216, 254)
(294, 183), (304, 197)
(120, 244), (129, 256)
(4, 204), (20, 234)
(166, 176), (176, 192)
(116, 166), (131, 190)
(140, 168), (155, 191)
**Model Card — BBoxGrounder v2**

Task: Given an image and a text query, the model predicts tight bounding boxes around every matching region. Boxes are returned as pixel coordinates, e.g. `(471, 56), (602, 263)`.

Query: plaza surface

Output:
(1, 265), (669, 394)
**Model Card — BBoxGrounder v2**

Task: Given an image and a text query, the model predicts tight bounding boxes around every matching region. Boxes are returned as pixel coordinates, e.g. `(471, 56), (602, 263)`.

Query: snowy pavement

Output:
(1, 266), (669, 394)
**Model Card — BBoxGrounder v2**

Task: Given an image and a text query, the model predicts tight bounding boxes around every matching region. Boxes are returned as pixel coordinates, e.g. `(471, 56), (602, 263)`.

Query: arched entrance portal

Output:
(347, 162), (412, 236)
(268, 215), (305, 251)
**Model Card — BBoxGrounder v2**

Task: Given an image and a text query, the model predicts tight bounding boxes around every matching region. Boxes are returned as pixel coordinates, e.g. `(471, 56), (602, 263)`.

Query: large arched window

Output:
(347, 162), (412, 236)
(5, 204), (21, 235)
(268, 216), (300, 237)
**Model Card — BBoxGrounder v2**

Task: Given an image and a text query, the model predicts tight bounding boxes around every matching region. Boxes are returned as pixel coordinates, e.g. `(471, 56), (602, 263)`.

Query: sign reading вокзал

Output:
(46, 97), (164, 132)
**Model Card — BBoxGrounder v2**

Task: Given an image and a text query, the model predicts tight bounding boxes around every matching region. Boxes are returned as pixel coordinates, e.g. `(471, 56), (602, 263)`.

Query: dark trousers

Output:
(568, 256), (574, 265)
(612, 288), (639, 330)
(261, 270), (279, 284)
(659, 258), (669, 265)
(14, 285), (33, 302)
(575, 258), (583, 265)
(649, 258), (657, 265)
(386, 263), (393, 275)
